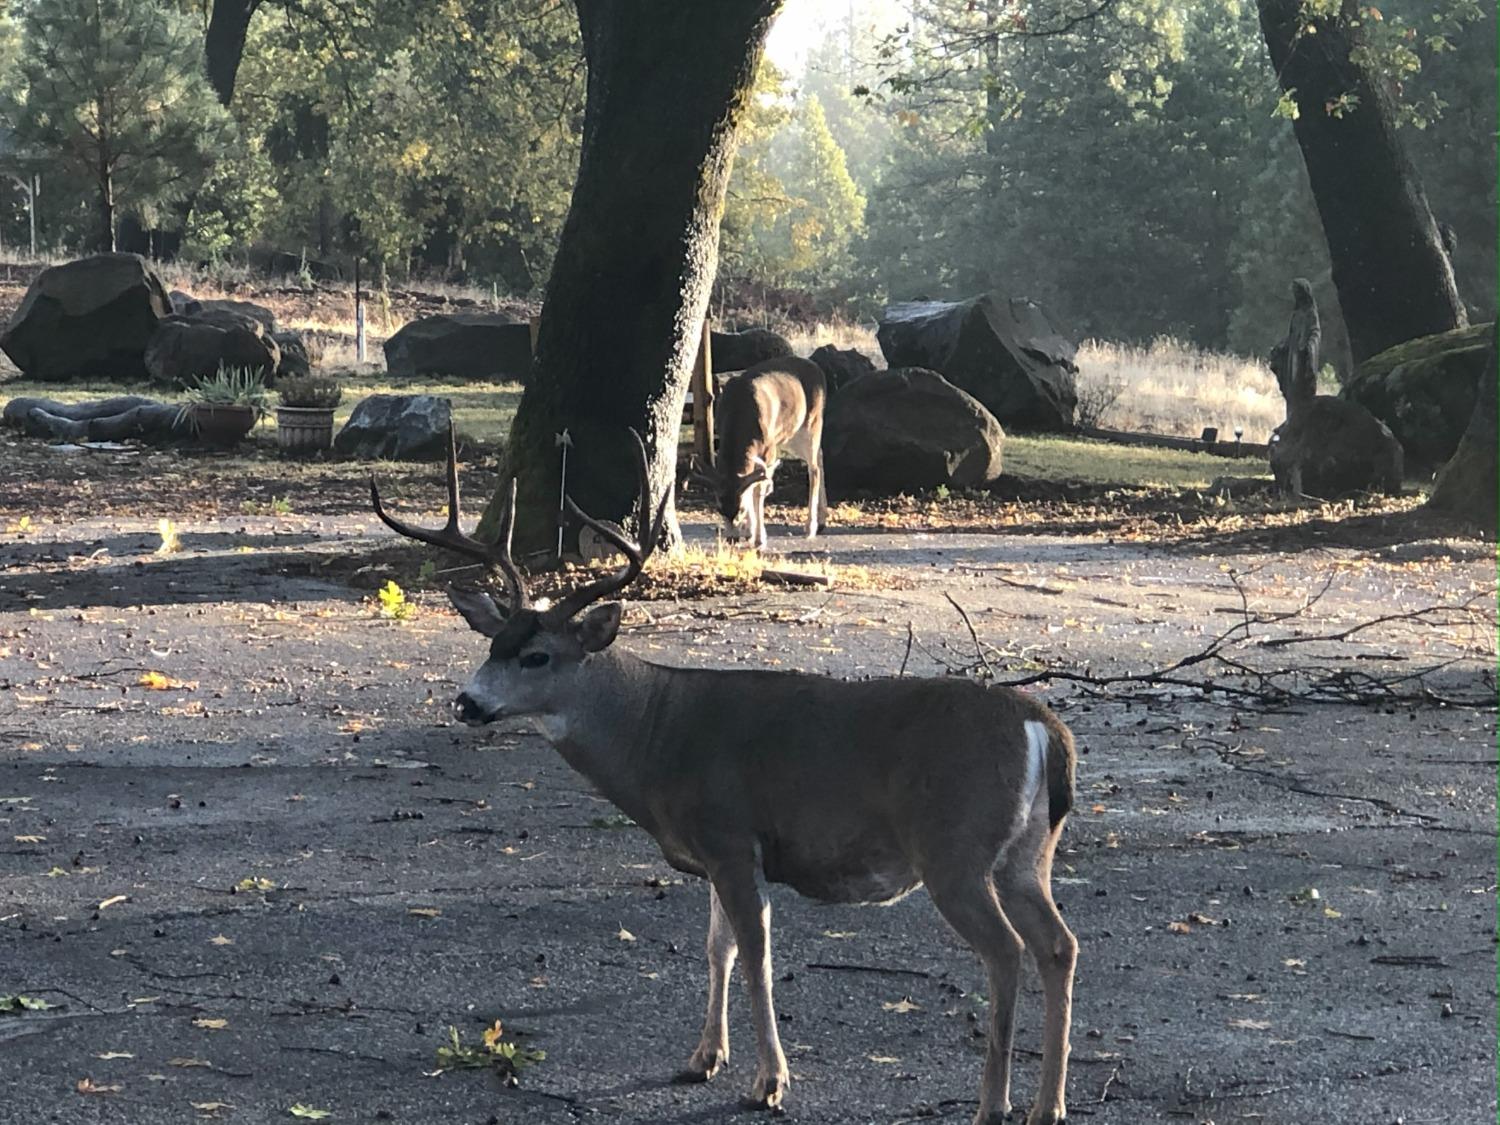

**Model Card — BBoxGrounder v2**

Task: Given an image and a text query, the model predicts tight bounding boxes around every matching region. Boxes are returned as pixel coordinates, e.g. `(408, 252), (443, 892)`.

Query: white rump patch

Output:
(999, 720), (1050, 866)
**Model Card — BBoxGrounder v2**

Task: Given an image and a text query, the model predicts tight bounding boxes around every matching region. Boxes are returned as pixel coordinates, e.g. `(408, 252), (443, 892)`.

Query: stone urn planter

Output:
(276, 405), (336, 453)
(274, 374), (343, 455)
(188, 403), (259, 447)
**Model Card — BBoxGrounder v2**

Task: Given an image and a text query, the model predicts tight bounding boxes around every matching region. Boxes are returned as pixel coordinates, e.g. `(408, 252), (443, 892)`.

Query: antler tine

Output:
(369, 422), (530, 611)
(542, 428), (662, 626)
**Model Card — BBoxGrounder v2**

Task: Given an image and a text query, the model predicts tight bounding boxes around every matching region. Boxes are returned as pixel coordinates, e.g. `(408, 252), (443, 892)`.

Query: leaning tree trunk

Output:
(478, 0), (783, 554)
(1256, 0), (1466, 364)
(1426, 320), (1497, 533)
(205, 0), (263, 107)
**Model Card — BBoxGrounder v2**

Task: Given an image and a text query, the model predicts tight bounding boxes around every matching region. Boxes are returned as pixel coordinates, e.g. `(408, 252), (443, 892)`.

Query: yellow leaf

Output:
(98, 894), (129, 911)
(481, 1020), (504, 1049)
(288, 1105), (331, 1119)
(192, 1018), (229, 1030)
(882, 998), (921, 1013)
(14, 834), (44, 843)
(1323, 906), (1342, 919)
(407, 907), (441, 918)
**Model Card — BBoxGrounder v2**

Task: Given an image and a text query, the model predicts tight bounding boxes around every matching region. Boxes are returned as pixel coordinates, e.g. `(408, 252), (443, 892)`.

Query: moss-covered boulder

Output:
(1342, 322), (1492, 467)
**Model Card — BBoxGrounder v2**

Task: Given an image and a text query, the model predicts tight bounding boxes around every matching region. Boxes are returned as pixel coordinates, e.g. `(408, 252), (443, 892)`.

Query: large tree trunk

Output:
(479, 0), (783, 554)
(205, 0), (263, 107)
(1426, 320), (1497, 532)
(1256, 0), (1466, 364)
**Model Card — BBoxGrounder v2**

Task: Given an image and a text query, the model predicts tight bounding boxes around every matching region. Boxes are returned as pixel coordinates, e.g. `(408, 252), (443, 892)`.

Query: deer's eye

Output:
(519, 651), (550, 670)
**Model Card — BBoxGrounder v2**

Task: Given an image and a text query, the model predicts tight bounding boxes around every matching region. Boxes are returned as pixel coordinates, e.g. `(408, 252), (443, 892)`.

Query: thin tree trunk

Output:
(99, 163), (115, 253)
(1426, 320), (1497, 533)
(205, 0), (262, 107)
(480, 0), (784, 554)
(1255, 0), (1465, 364)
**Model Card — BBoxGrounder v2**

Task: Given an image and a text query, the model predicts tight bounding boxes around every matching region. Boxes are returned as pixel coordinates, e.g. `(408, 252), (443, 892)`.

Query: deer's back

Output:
(717, 356), (827, 456)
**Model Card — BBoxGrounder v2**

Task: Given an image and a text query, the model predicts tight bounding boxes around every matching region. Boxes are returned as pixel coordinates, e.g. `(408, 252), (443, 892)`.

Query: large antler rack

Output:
(541, 428), (672, 627)
(369, 422), (530, 614)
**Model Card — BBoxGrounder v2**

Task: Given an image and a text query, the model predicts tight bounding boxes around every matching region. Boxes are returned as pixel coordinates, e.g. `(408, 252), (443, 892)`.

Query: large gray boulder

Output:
(0, 253), (171, 381)
(824, 367), (1005, 495)
(809, 344), (877, 394)
(877, 294), (1078, 431)
(144, 309), (280, 388)
(383, 312), (532, 382)
(271, 330), (312, 380)
(1341, 322), (1490, 467)
(1270, 396), (1404, 497)
(173, 295), (278, 334)
(333, 394), (452, 460)
(710, 327), (794, 374)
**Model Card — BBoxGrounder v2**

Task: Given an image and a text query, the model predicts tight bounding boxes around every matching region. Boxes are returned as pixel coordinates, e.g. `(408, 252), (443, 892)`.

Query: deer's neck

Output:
(537, 648), (667, 821)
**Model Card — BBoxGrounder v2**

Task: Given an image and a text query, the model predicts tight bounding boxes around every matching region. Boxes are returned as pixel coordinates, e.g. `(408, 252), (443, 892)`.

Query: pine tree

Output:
(15, 0), (232, 251)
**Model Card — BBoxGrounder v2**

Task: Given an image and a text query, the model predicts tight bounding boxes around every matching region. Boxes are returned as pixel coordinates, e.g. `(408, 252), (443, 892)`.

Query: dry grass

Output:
(1075, 337), (1283, 441)
(780, 318), (882, 360)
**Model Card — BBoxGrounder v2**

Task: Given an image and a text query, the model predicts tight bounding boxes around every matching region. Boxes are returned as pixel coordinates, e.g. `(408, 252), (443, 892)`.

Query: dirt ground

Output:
(1, 432), (1495, 1125)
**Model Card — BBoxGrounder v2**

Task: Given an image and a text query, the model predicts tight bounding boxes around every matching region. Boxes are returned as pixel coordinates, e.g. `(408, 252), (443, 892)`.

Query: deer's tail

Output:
(1044, 717), (1076, 828)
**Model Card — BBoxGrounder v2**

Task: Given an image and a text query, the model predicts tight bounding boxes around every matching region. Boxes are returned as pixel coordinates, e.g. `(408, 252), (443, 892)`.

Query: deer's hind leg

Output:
(679, 883), (738, 1082)
(925, 868), (1024, 1125)
(994, 826), (1076, 1125)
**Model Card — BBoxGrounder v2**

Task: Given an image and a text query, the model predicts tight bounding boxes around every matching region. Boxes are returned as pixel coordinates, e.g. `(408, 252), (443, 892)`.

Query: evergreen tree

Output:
(15, 0), (232, 252)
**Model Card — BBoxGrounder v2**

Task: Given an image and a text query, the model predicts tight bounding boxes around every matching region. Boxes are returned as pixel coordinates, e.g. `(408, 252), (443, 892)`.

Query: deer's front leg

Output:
(710, 867), (788, 1109)
(680, 884), (737, 1082)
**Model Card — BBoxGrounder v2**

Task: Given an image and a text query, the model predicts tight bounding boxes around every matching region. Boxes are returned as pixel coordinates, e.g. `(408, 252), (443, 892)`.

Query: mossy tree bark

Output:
(1427, 321), (1497, 533)
(478, 0), (783, 555)
(1255, 0), (1466, 365)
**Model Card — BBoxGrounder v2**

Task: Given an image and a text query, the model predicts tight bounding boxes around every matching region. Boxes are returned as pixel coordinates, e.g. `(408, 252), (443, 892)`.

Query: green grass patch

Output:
(1004, 434), (1269, 490)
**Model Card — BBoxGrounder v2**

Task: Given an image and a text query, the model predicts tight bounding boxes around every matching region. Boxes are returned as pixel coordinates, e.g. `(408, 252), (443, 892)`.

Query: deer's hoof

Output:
(1023, 1107), (1065, 1125)
(744, 1067), (789, 1111)
(675, 1045), (728, 1083)
(971, 1106), (1014, 1125)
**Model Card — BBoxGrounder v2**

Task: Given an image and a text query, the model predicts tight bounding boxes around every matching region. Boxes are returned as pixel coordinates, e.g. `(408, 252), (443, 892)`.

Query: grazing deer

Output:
(371, 431), (1078, 1125)
(709, 355), (828, 549)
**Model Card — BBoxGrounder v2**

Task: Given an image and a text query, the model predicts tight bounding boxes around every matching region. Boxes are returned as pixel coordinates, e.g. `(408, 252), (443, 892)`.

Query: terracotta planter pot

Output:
(276, 405), (336, 453)
(189, 404), (259, 447)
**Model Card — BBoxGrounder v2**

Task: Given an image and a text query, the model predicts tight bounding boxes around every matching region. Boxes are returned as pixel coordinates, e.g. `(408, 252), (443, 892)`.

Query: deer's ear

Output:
(574, 603), (622, 653)
(448, 588), (507, 637)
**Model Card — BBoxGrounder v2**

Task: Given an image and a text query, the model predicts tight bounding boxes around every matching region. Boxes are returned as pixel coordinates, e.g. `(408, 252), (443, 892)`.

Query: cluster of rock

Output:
(0, 253), (311, 388)
(778, 293), (1077, 495)
(383, 312), (532, 382)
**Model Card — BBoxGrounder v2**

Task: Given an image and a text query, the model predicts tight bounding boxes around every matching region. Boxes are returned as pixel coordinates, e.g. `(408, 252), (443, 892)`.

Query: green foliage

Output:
(434, 1022), (544, 1084)
(13, 0), (233, 248)
(0, 994), (55, 1014)
(182, 366), (273, 415)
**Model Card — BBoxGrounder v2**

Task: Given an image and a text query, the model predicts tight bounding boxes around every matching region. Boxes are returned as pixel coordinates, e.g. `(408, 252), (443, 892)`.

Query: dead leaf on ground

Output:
(882, 998), (921, 1014)
(97, 894), (129, 911)
(193, 1102), (234, 1117)
(617, 927), (636, 942)
(407, 907), (441, 918)
(209, 934), (235, 946)
(77, 1077), (122, 1095)
(1228, 1018), (1272, 1030)
(192, 1017), (229, 1030)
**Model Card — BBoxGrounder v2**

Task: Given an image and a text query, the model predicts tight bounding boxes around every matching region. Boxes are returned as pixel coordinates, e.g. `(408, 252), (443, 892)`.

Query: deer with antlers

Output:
(371, 429), (1078, 1125)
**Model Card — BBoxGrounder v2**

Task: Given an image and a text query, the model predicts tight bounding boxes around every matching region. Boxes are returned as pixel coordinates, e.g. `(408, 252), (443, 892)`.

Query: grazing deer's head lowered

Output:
(373, 427), (1078, 1125)
(703, 356), (828, 550)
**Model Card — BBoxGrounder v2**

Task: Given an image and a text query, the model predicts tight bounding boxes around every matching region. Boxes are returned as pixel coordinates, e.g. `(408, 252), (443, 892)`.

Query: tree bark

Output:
(1426, 320), (1497, 533)
(99, 162), (116, 253)
(205, 0), (263, 107)
(1255, 0), (1466, 364)
(479, 0), (784, 555)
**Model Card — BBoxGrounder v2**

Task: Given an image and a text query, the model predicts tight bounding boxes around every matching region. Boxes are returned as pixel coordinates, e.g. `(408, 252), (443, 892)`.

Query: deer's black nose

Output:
(454, 692), (489, 724)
